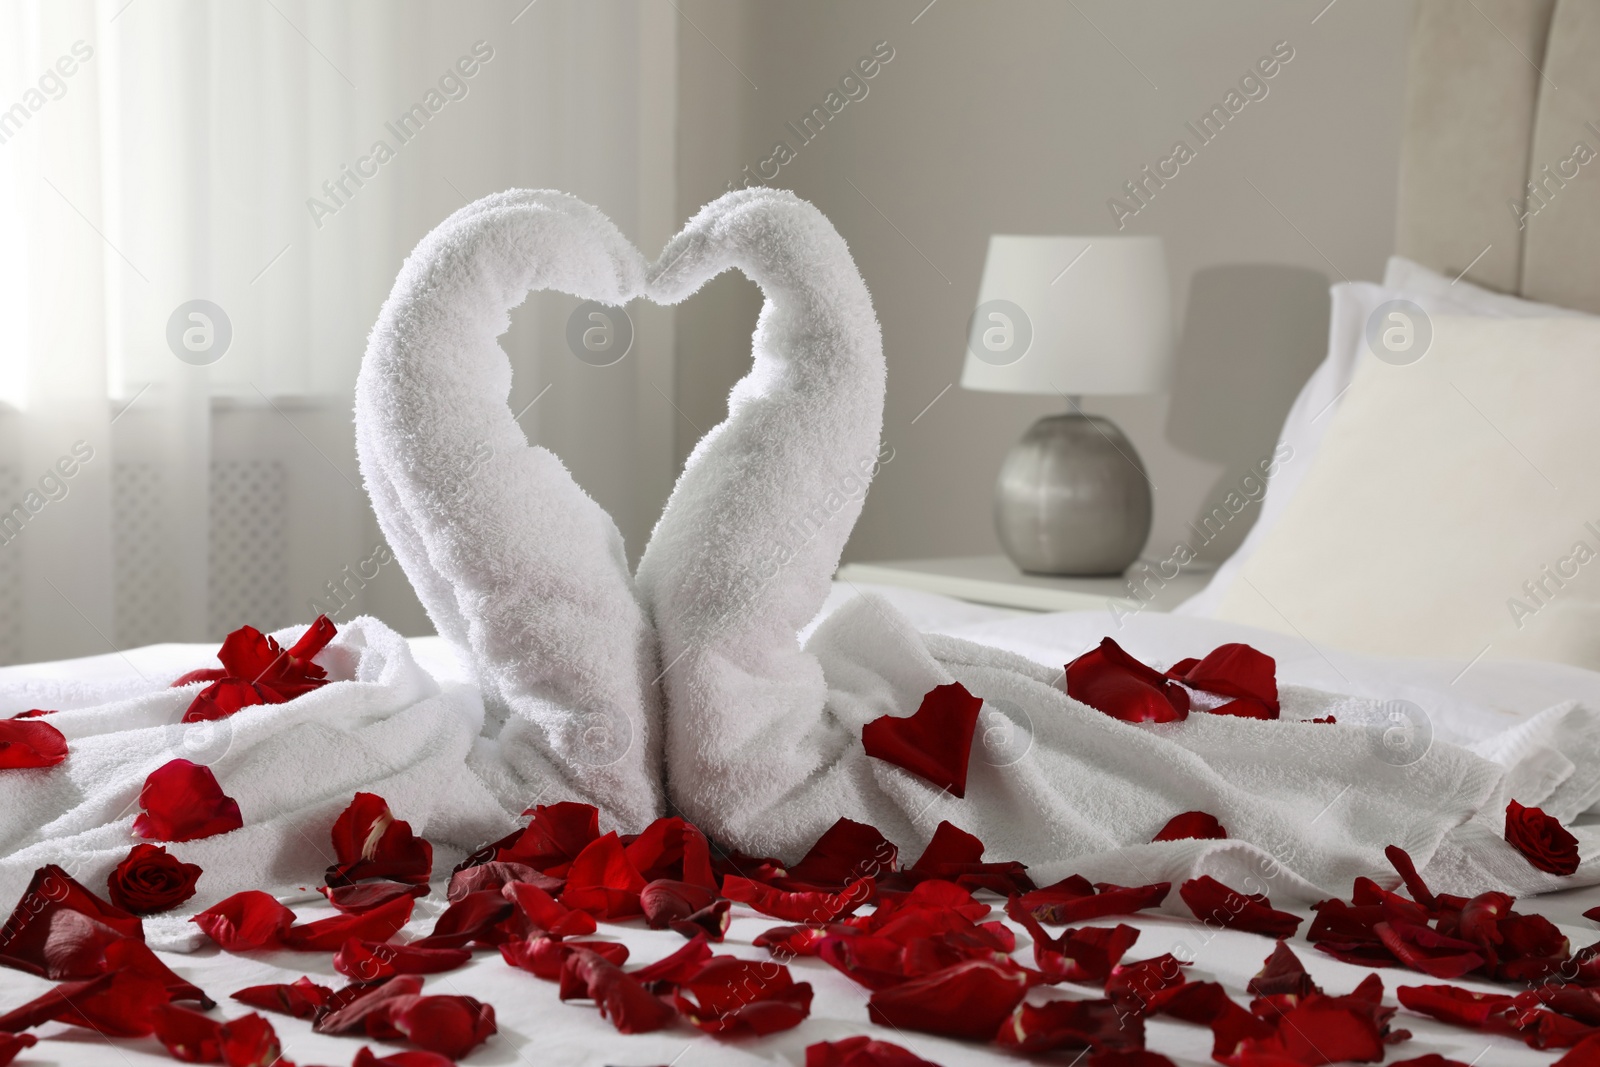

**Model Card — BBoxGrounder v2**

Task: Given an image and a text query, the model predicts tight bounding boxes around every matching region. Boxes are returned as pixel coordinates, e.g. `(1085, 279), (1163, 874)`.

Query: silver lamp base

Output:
(994, 412), (1152, 576)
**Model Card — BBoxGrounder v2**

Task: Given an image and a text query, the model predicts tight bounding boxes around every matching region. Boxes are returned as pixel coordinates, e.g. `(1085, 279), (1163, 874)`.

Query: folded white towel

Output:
(0, 617), (512, 949)
(355, 189), (664, 832)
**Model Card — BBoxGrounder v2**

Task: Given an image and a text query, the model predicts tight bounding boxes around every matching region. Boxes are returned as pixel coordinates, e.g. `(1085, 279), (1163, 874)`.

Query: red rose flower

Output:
(106, 844), (202, 915)
(1505, 800), (1580, 876)
(177, 616), (337, 723)
(134, 759), (243, 842)
(0, 719), (68, 769)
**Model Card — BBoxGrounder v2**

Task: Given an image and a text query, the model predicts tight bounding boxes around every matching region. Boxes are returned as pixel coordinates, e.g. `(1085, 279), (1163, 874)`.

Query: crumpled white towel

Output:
(355, 189), (665, 832)
(0, 617), (515, 950)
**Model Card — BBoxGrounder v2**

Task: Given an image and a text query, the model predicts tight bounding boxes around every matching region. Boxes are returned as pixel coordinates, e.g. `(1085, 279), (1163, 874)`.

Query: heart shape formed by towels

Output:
(355, 188), (887, 834)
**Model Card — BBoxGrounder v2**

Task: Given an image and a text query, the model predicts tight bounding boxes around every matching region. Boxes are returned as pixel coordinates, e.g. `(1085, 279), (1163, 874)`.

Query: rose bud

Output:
(107, 843), (202, 915)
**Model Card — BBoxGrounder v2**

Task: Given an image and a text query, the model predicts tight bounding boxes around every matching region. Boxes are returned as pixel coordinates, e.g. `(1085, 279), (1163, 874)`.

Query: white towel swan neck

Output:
(355, 189), (663, 830)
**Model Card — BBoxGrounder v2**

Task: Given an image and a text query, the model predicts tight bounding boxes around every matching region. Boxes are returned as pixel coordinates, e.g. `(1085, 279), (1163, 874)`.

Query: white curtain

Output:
(0, 0), (678, 666)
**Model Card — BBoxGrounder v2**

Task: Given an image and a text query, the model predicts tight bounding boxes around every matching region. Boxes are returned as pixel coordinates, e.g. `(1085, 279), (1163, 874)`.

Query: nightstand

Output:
(834, 555), (1212, 614)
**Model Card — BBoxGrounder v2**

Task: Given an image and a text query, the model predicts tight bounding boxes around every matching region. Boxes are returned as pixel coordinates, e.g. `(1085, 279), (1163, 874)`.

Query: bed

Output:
(5, 2), (1600, 1064)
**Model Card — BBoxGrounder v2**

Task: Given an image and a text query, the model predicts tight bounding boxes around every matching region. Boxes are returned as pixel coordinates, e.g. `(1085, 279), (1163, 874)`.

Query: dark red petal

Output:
(994, 997), (1140, 1054)
(151, 1003), (282, 1065)
(319, 881), (430, 915)
(786, 818), (899, 889)
(1385, 845), (1438, 910)
(670, 956), (814, 1036)
(0, 969), (171, 1037)
(333, 938), (470, 981)
(1152, 811), (1227, 842)
(1166, 643), (1279, 715)
(1375, 921), (1485, 979)
(312, 975), (424, 1037)
(352, 1047), (458, 1067)
(389, 994), (496, 1059)
(723, 874), (874, 922)
(213, 625), (279, 679)
(560, 832), (648, 920)
(181, 679), (269, 724)
(861, 682), (983, 797)
(670, 899), (732, 942)
(326, 792), (433, 886)
(629, 932), (714, 987)
(230, 976), (333, 1019)
(103, 938), (213, 1008)
(623, 817), (717, 889)
(911, 821), (985, 870)
(171, 668), (227, 688)
(0, 864), (144, 979)
(639, 879), (717, 929)
(1506, 799), (1582, 877)
(1106, 953), (1190, 1014)
(190, 891), (295, 951)
(0, 720), (68, 769)
(1148, 980), (1275, 1057)
(497, 802), (601, 876)
(1179, 876), (1302, 938)
(0, 1034), (36, 1067)
(1237, 993), (1386, 1064)
(447, 860), (559, 901)
(1013, 876), (1170, 925)
(805, 1036), (945, 1067)
(866, 959), (1032, 1040)
(1066, 639), (1190, 723)
(1386, 1056), (1473, 1067)
(559, 947), (676, 1033)
(414, 889), (515, 950)
(1555, 1034), (1600, 1066)
(134, 759), (243, 842)
(1246, 940), (1318, 998)
(499, 936), (629, 981)
(285, 614), (338, 666)
(502, 880), (596, 939)
(282, 893), (415, 952)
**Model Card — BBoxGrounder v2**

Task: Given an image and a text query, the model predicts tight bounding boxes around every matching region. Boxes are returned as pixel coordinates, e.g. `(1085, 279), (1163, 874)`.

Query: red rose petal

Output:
(502, 880), (597, 939)
(1556, 1034), (1600, 1067)
(1384, 844), (1439, 910)
(1179, 876), (1302, 938)
(334, 938), (470, 981)
(190, 891), (296, 951)
(1506, 799), (1581, 877)
(1375, 920), (1485, 979)
(560, 832), (648, 920)
(786, 818), (900, 889)
(1013, 875), (1170, 925)
(1147, 980), (1275, 1057)
(498, 802), (601, 876)
(1166, 643), (1279, 718)
(0, 864), (144, 979)
(0, 969), (171, 1037)
(623, 816), (717, 889)
(867, 959), (1033, 1040)
(670, 899), (732, 942)
(723, 874), (874, 922)
(861, 682), (983, 797)
(389, 994), (496, 1059)
(639, 879), (717, 930)
(1152, 811), (1227, 842)
(806, 1036), (945, 1067)
(1234, 993), (1389, 1064)
(559, 946), (676, 1033)
(313, 975), (424, 1037)
(911, 822), (985, 870)
(282, 893), (415, 952)
(320, 881), (430, 915)
(103, 938), (213, 1008)
(231, 976), (334, 1019)
(671, 955), (814, 1036)
(0, 720), (67, 769)
(0, 1034), (36, 1067)
(182, 679), (270, 724)
(150, 1003), (281, 1066)
(414, 888), (515, 950)
(1066, 638), (1190, 723)
(447, 860), (559, 901)
(629, 932), (714, 988)
(134, 759), (243, 842)
(500, 936), (629, 981)
(1246, 941), (1318, 998)
(1387, 1057), (1474, 1067)
(353, 1047), (458, 1067)
(1106, 953), (1189, 1014)
(995, 997), (1139, 1054)
(326, 792), (433, 886)
(107, 843), (202, 915)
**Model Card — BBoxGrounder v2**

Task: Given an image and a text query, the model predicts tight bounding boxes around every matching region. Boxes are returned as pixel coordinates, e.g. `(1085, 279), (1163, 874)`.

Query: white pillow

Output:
(1176, 258), (1588, 617)
(1211, 314), (1600, 668)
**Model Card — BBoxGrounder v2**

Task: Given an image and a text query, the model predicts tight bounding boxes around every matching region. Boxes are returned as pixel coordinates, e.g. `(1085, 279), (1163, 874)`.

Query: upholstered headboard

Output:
(1397, 0), (1600, 313)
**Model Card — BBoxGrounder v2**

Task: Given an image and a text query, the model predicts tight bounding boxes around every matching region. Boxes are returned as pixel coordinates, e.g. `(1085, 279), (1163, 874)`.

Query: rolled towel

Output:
(356, 189), (664, 832)
(0, 616), (509, 949)
(633, 190), (1598, 898)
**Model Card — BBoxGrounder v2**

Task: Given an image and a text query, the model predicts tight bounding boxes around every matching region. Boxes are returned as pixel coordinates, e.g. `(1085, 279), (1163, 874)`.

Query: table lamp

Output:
(961, 235), (1173, 575)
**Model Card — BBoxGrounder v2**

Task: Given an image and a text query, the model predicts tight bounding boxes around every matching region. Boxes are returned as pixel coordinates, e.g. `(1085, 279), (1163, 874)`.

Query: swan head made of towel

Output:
(355, 187), (887, 840)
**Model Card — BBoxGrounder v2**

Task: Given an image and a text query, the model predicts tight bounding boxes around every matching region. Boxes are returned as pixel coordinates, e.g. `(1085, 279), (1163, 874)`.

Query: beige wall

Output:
(675, 0), (1414, 567)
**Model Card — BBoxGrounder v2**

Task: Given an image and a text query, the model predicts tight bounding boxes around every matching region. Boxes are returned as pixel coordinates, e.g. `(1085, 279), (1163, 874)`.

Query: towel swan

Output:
(359, 187), (1600, 900)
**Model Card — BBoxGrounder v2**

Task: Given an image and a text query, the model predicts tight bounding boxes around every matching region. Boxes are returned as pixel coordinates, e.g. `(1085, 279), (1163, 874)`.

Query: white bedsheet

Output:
(2, 582), (1598, 1066)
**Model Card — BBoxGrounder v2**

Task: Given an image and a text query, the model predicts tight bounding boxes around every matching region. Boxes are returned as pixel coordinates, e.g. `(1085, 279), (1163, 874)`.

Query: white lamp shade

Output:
(960, 235), (1173, 396)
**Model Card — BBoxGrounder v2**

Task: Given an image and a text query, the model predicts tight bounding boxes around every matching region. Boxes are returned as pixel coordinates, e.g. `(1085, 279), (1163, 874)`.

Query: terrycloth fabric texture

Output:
(355, 189), (665, 832)
(0, 617), (512, 950)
